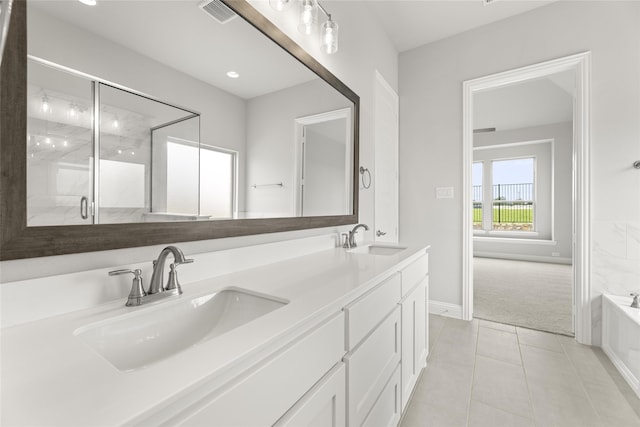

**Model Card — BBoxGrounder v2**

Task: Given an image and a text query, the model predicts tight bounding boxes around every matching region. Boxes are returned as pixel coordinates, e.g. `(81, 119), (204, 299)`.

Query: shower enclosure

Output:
(26, 58), (206, 225)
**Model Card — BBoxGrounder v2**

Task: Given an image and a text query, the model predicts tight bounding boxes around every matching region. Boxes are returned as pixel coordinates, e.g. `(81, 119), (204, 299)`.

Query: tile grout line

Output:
(516, 327), (540, 427)
(465, 319), (480, 427)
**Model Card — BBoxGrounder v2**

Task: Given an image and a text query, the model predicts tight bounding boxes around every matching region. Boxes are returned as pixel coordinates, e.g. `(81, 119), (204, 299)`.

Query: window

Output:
(491, 158), (534, 231)
(473, 157), (535, 233)
(200, 146), (237, 219)
(472, 162), (483, 230)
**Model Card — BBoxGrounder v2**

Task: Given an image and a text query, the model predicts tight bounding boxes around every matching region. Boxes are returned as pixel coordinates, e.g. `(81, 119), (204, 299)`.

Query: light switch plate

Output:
(436, 187), (454, 199)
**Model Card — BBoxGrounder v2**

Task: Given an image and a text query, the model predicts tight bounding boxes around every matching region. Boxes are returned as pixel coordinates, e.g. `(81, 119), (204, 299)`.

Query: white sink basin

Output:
(348, 244), (408, 256)
(74, 288), (288, 372)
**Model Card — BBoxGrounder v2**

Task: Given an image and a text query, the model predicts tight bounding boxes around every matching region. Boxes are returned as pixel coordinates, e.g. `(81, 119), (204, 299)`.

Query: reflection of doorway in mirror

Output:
(295, 108), (352, 217)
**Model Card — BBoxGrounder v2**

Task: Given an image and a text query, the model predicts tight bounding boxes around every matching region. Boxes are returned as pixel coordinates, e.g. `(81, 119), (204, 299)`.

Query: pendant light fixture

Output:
(271, 0), (339, 54)
(321, 13), (338, 54)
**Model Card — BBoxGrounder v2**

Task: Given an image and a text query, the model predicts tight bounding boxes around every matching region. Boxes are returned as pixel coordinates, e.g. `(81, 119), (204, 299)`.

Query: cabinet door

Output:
(400, 278), (427, 411)
(275, 362), (346, 427)
(344, 307), (401, 427)
(362, 364), (401, 427)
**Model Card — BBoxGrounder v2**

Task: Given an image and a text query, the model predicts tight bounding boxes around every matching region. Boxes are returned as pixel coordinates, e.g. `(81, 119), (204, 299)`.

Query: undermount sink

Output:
(348, 244), (408, 256)
(74, 288), (288, 372)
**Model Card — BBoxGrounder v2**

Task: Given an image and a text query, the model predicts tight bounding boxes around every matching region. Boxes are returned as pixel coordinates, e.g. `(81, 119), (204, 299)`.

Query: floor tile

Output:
(428, 314), (446, 354)
(520, 344), (586, 396)
(471, 355), (532, 418)
(477, 319), (516, 333)
(411, 359), (474, 406)
(401, 315), (640, 427)
(476, 326), (521, 365)
(468, 399), (534, 427)
(400, 397), (467, 427)
(429, 338), (477, 368)
(516, 327), (564, 352)
(528, 379), (601, 427)
(564, 342), (618, 387)
(582, 381), (640, 427)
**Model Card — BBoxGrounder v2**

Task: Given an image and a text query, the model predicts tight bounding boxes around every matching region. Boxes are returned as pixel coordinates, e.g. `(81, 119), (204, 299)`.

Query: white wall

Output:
(399, 1), (640, 344)
(245, 79), (350, 217)
(474, 122), (573, 262)
(1, 1), (398, 282)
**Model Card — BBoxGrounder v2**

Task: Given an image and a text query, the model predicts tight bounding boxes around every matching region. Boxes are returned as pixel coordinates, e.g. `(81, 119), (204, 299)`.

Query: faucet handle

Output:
(109, 268), (147, 307)
(164, 263), (184, 295)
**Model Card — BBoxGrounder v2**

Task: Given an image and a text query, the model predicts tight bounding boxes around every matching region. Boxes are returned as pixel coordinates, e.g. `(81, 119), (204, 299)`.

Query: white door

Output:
(374, 71), (399, 243)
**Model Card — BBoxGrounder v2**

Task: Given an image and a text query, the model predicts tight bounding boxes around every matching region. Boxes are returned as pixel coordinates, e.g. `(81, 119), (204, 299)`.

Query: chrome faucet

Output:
(148, 246), (193, 295)
(631, 293), (640, 309)
(109, 245), (193, 307)
(345, 223), (369, 248)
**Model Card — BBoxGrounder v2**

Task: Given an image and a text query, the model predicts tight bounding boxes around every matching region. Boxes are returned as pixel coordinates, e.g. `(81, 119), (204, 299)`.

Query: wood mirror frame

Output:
(0, 0), (359, 261)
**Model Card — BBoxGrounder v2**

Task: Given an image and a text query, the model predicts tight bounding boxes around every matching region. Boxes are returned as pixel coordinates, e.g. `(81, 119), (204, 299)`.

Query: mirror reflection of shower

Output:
(25, 58), (232, 226)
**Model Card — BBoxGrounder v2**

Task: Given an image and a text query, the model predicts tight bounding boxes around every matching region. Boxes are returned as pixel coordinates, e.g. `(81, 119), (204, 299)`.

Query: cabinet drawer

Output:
(401, 253), (428, 297)
(362, 364), (401, 427)
(345, 306), (401, 427)
(275, 362), (346, 427)
(344, 273), (401, 350)
(179, 312), (345, 426)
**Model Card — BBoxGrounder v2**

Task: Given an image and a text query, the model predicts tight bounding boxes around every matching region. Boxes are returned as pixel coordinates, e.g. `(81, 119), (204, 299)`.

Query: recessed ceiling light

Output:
(226, 71), (240, 79)
(78, 0), (97, 6)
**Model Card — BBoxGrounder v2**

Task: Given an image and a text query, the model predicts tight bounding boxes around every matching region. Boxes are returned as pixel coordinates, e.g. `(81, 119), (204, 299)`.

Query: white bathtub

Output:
(602, 293), (640, 398)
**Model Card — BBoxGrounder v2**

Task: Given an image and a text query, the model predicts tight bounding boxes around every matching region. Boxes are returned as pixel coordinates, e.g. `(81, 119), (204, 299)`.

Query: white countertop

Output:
(1, 244), (428, 426)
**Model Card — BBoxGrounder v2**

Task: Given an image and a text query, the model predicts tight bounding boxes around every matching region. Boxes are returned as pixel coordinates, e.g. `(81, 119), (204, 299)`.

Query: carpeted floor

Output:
(473, 257), (574, 336)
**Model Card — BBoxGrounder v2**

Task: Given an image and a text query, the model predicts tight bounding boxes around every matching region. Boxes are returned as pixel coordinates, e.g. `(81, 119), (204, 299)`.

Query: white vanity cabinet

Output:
(399, 253), (429, 411)
(177, 312), (345, 427)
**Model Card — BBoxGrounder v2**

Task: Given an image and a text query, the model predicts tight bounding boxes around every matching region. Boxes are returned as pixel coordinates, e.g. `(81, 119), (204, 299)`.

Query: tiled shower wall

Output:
(591, 221), (640, 344)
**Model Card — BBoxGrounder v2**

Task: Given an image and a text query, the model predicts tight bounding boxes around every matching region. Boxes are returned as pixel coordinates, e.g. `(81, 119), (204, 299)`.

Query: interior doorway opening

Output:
(462, 52), (591, 344)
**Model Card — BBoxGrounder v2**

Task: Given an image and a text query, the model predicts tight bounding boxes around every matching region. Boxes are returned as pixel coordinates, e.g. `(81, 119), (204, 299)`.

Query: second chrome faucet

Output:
(109, 245), (194, 307)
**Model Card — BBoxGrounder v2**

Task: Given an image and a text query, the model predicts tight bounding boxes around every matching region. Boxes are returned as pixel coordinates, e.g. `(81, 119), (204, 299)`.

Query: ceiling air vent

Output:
(199, 0), (237, 24)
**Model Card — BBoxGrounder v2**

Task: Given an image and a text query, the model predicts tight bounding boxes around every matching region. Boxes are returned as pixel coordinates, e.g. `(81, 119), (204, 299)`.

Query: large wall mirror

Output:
(0, 0), (359, 260)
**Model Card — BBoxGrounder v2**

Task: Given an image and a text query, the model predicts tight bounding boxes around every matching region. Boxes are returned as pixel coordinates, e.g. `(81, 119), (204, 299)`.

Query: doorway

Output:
(462, 52), (592, 344)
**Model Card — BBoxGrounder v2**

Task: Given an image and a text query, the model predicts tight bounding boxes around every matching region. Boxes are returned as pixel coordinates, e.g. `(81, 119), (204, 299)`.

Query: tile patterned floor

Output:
(399, 315), (640, 427)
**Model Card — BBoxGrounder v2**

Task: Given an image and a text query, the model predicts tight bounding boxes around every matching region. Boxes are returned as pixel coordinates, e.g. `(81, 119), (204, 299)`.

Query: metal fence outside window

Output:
(473, 183), (534, 231)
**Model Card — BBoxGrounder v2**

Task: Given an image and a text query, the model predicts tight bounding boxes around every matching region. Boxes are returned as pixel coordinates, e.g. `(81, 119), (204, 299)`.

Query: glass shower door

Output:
(26, 60), (94, 226)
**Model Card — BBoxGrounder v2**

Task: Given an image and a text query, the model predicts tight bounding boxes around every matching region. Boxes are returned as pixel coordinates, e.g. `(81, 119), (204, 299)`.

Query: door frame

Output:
(294, 108), (353, 216)
(461, 52), (592, 344)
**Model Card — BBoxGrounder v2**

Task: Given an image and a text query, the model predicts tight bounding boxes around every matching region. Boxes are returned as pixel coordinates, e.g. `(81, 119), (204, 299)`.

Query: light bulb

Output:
(269, 0), (291, 11)
(117, 149), (122, 154)
(68, 104), (78, 119)
(45, 137), (51, 145)
(63, 140), (68, 147)
(41, 96), (50, 113)
(298, 0), (317, 36)
(112, 119), (119, 129)
(321, 17), (338, 54)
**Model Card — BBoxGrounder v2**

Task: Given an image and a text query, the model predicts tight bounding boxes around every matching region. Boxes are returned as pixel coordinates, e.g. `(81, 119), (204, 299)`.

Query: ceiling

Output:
(29, 1), (318, 100)
(28, 0), (558, 100)
(364, 0), (556, 52)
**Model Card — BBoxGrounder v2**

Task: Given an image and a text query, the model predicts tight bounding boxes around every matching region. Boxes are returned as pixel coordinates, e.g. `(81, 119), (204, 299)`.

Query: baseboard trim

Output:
(429, 301), (463, 319)
(474, 252), (572, 265)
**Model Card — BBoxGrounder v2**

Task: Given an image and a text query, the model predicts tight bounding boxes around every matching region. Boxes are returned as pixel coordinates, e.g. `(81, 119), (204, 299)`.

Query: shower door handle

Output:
(80, 196), (89, 220)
